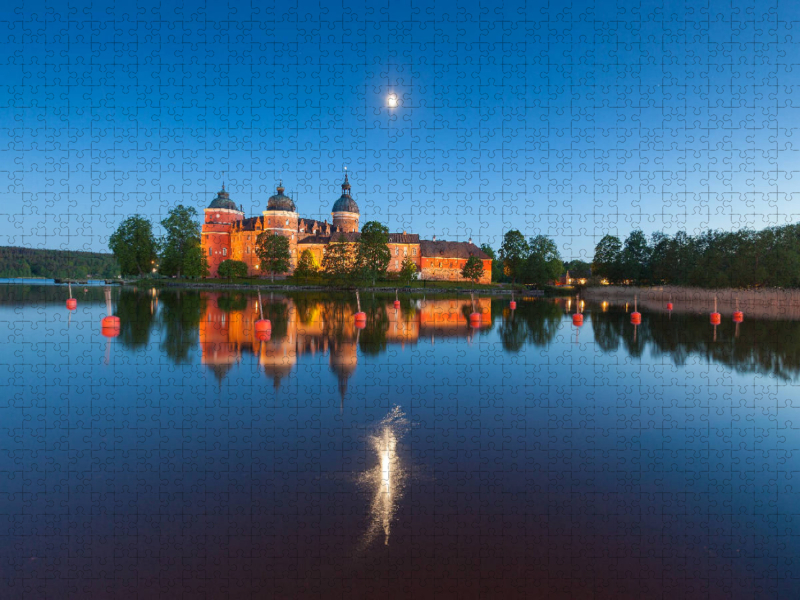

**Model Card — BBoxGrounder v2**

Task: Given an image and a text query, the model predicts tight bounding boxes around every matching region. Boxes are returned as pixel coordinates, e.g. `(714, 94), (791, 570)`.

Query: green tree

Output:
(480, 243), (502, 282)
(355, 221), (391, 284)
(461, 255), (485, 283)
(159, 206), (208, 279)
(109, 215), (159, 277)
(218, 259), (248, 280)
(499, 230), (529, 283)
(255, 233), (292, 282)
(294, 249), (320, 280)
(322, 242), (355, 283)
(524, 235), (563, 286)
(621, 229), (652, 284)
(592, 234), (623, 283)
(398, 257), (418, 286)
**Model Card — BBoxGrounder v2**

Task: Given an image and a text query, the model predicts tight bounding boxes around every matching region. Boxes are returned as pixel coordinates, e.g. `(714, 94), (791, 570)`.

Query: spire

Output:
(277, 180), (284, 194)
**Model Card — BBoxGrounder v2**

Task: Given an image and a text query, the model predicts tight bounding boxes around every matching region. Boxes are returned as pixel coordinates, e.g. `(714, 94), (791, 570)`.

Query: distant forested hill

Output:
(0, 246), (119, 279)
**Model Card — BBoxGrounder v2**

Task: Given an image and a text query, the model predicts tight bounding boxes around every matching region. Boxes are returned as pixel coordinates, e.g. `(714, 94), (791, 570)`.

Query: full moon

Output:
(387, 94), (398, 108)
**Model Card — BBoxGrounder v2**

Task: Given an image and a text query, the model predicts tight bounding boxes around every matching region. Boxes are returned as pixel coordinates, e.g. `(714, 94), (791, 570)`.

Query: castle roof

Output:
(208, 185), (240, 211)
(331, 173), (359, 214)
(420, 240), (489, 260)
(266, 182), (296, 212)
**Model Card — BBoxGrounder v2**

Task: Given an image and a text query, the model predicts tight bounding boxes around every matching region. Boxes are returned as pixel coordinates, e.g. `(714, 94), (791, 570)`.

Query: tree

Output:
(524, 235), (563, 287)
(480, 243), (502, 282)
(461, 256), (485, 284)
(398, 257), (418, 286)
(592, 234), (623, 283)
(499, 230), (529, 283)
(109, 215), (159, 277)
(322, 242), (355, 283)
(355, 221), (391, 284)
(255, 232), (292, 282)
(621, 229), (652, 284)
(218, 259), (248, 280)
(294, 249), (319, 280)
(159, 205), (208, 279)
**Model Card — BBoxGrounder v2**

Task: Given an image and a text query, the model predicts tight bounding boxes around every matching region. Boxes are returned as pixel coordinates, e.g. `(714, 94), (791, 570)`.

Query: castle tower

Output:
(202, 184), (244, 277)
(331, 172), (360, 233)
(262, 181), (299, 272)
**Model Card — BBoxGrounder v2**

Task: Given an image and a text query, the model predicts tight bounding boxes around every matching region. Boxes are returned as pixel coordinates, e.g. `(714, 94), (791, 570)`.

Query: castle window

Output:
(208, 247), (213, 257)
(404, 248), (407, 256)
(395, 248), (399, 256)
(412, 248), (417, 256)
(285, 219), (289, 225)
(223, 248), (227, 256)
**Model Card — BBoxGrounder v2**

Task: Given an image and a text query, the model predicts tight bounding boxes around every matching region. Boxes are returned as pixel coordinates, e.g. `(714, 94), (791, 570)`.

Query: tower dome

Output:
(266, 182), (296, 212)
(331, 172), (360, 233)
(332, 173), (359, 214)
(208, 184), (239, 211)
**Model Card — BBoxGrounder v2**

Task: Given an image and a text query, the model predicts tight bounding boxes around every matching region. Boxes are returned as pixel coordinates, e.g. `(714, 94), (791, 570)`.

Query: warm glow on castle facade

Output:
(200, 174), (492, 283)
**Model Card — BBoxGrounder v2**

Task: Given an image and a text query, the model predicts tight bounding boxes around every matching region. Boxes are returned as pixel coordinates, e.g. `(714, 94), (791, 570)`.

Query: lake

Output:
(2, 284), (798, 599)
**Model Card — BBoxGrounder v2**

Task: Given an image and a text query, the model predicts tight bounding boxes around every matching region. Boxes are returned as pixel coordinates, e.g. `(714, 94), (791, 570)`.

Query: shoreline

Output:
(123, 279), (526, 295)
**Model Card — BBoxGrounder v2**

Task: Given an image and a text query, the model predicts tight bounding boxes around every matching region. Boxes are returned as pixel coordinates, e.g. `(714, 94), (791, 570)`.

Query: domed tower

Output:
(331, 173), (360, 233)
(202, 184), (244, 277)
(262, 181), (299, 271)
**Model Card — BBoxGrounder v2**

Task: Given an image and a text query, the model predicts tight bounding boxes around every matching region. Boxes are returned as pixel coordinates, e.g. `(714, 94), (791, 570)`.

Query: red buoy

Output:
(66, 298), (77, 310)
(710, 312), (721, 325)
(393, 300), (401, 309)
(255, 319), (272, 341)
(667, 302), (673, 311)
(469, 312), (482, 327)
(733, 311), (744, 323)
(630, 312), (641, 325)
(509, 301), (517, 310)
(572, 313), (583, 326)
(354, 311), (367, 323)
(101, 315), (120, 338)
(355, 320), (366, 330)
(102, 315), (120, 329)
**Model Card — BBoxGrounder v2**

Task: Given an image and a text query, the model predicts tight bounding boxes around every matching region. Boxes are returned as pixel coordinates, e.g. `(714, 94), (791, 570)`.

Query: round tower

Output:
(202, 184), (244, 277)
(262, 181), (299, 271)
(331, 173), (360, 233)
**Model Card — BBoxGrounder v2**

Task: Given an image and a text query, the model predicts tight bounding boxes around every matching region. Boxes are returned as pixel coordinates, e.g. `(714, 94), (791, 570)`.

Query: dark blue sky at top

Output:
(3, 0), (800, 259)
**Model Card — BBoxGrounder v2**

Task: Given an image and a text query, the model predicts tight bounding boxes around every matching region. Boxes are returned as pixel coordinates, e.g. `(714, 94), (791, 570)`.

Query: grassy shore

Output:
(130, 275), (512, 293)
(583, 285), (800, 320)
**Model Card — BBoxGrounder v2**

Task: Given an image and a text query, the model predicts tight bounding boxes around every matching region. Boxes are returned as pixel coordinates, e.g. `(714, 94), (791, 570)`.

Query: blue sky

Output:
(2, 0), (800, 260)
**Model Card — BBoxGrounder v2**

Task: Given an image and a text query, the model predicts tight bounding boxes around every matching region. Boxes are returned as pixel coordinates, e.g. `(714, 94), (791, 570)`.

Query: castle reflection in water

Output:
(198, 293), (492, 396)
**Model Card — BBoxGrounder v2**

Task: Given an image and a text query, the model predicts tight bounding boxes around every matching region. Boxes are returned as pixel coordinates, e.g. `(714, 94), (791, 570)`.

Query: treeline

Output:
(0, 246), (119, 279)
(593, 224), (800, 288)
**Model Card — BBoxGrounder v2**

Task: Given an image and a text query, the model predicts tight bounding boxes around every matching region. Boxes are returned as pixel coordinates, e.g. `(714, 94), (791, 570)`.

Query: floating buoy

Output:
(572, 313), (583, 326)
(355, 319), (366, 330)
(469, 312), (482, 327)
(102, 315), (120, 328)
(354, 291), (367, 324)
(393, 289), (400, 309)
(66, 283), (77, 310)
(710, 296), (721, 325)
(510, 301), (517, 310)
(255, 319), (272, 341)
(733, 298), (743, 323)
(667, 302), (673, 311)
(630, 295), (641, 324)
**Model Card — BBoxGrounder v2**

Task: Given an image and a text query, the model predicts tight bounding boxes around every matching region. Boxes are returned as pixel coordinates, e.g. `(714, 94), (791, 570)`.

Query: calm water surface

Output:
(2, 285), (799, 599)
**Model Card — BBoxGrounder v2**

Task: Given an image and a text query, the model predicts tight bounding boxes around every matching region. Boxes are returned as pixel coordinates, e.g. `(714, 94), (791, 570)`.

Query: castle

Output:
(200, 174), (492, 284)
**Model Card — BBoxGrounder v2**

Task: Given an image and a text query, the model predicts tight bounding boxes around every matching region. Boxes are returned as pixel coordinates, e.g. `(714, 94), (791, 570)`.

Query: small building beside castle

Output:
(200, 174), (492, 284)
